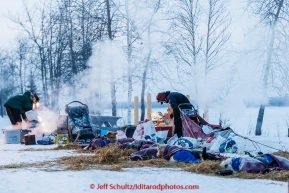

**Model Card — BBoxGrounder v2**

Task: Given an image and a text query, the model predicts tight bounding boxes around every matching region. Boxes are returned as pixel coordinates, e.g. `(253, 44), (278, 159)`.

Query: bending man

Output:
(156, 91), (191, 138)
(4, 90), (39, 129)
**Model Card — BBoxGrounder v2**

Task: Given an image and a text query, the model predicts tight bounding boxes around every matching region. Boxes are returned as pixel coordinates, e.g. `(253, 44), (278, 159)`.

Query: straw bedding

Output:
(2, 144), (289, 182)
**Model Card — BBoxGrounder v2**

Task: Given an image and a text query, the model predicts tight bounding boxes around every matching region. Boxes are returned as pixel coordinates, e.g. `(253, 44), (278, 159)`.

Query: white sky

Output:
(0, 0), (24, 48)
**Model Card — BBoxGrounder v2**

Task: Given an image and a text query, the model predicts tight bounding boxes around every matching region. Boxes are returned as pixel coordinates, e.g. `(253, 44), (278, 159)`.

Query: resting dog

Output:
(157, 144), (213, 163)
(220, 153), (289, 173)
(244, 151), (276, 167)
(106, 131), (117, 143)
(220, 157), (240, 173)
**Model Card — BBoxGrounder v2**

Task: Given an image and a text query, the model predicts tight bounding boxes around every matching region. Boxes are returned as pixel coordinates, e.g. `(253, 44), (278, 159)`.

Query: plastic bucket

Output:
(3, 129), (21, 144)
(25, 110), (38, 121)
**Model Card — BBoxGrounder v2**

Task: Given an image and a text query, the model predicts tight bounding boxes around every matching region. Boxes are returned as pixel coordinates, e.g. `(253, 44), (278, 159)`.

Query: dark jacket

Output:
(165, 92), (191, 137)
(4, 91), (33, 118)
(167, 92), (190, 111)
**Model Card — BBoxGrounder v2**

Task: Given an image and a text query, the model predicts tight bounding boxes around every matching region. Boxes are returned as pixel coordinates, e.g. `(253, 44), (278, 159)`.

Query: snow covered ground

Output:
(0, 106), (289, 193)
(1, 168), (286, 193)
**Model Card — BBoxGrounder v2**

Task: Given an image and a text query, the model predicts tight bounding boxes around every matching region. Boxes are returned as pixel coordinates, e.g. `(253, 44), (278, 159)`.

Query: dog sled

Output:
(57, 101), (127, 145)
(179, 103), (229, 139)
(64, 101), (99, 144)
(179, 103), (289, 155)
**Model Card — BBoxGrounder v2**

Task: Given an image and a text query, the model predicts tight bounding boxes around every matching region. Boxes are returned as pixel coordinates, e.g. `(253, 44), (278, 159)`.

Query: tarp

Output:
(181, 114), (223, 139)
(182, 114), (208, 139)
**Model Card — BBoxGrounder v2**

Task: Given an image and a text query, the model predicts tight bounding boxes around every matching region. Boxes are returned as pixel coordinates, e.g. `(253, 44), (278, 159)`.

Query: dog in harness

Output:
(220, 152), (289, 173)
(157, 145), (221, 163)
(244, 151), (277, 167)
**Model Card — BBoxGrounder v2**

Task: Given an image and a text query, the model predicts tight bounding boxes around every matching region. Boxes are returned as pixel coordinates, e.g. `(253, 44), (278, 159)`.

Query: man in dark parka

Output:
(156, 91), (191, 138)
(4, 90), (39, 129)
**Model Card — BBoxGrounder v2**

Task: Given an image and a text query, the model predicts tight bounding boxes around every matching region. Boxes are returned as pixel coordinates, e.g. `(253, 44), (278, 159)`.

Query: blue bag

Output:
(219, 138), (238, 153)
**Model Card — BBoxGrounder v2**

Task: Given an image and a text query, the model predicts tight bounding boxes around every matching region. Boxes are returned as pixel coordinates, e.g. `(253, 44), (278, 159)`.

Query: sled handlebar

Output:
(178, 103), (196, 110)
(178, 103), (198, 116)
(63, 101), (89, 114)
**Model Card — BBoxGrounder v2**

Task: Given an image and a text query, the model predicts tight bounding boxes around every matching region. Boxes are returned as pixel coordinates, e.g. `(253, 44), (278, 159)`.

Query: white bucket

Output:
(25, 110), (39, 121)
(3, 129), (21, 144)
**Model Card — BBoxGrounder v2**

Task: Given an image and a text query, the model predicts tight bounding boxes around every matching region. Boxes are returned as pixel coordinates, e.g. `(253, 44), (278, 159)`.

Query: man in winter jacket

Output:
(156, 91), (191, 137)
(4, 90), (39, 129)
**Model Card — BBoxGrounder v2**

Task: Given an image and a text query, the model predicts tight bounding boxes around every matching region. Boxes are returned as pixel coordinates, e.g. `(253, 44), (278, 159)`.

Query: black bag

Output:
(24, 134), (36, 145)
(215, 170), (233, 176)
(20, 130), (31, 144)
(77, 128), (95, 139)
(122, 125), (136, 138)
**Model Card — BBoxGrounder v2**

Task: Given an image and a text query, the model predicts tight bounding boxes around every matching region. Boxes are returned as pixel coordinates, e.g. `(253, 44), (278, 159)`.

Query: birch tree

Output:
(165, 0), (202, 108)
(8, 1), (52, 106)
(122, 0), (147, 124)
(246, 0), (288, 135)
(0, 50), (18, 116)
(105, 0), (118, 116)
(15, 37), (30, 94)
(202, 0), (231, 121)
(140, 0), (161, 121)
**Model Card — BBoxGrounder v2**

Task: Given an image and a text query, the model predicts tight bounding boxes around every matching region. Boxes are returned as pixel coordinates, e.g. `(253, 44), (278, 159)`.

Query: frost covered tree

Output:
(202, 0), (231, 121)
(0, 50), (18, 117)
(7, 0), (108, 110)
(165, 0), (202, 109)
(246, 0), (288, 135)
(15, 37), (30, 94)
(121, 0), (149, 124)
(105, 0), (118, 116)
(165, 0), (231, 121)
(124, 0), (134, 123)
(140, 0), (162, 121)
(26, 71), (39, 94)
(8, 1), (52, 106)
